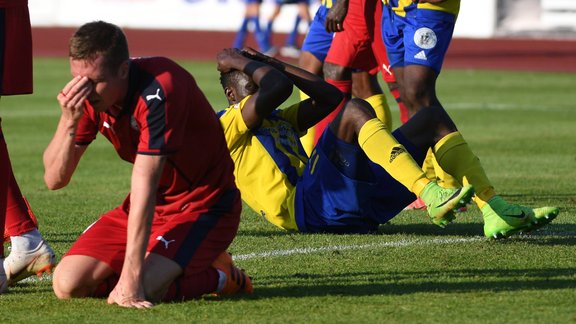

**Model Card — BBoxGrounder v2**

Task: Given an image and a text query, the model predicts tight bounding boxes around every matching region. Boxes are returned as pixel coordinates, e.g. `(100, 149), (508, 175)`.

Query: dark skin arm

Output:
(325, 0), (348, 32)
(242, 48), (344, 132)
(217, 48), (293, 129)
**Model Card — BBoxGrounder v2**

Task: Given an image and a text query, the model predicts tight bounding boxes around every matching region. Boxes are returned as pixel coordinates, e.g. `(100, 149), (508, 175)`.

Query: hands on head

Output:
(216, 47), (274, 73)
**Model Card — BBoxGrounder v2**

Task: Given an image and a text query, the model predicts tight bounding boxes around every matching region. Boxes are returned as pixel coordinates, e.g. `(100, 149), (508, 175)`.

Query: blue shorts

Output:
(381, 5), (456, 73)
(294, 128), (427, 234)
(301, 5), (333, 62)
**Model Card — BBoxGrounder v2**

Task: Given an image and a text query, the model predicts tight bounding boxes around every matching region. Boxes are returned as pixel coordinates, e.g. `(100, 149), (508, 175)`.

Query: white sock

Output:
(216, 269), (227, 292)
(10, 229), (43, 253)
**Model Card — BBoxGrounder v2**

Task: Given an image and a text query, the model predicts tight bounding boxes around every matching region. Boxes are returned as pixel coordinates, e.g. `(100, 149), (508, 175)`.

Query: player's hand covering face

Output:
(57, 75), (93, 123)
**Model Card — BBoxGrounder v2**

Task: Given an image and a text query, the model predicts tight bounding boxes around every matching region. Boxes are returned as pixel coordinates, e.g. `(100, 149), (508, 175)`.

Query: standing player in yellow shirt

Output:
(381, 0), (558, 236)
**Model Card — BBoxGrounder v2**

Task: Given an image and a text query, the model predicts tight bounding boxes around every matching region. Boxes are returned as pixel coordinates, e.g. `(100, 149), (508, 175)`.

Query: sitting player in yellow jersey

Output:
(216, 48), (559, 238)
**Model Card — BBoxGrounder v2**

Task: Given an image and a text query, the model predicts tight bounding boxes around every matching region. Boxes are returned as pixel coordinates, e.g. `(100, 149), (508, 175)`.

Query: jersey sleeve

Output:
(135, 79), (187, 156)
(217, 96), (251, 151)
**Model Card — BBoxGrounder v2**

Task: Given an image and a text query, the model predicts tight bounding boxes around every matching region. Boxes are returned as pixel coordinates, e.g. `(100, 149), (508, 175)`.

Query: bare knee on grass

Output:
(141, 253), (182, 301)
(52, 255), (114, 299)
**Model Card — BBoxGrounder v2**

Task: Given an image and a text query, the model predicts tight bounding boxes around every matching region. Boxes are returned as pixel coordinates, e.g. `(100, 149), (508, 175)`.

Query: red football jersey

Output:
(75, 57), (237, 216)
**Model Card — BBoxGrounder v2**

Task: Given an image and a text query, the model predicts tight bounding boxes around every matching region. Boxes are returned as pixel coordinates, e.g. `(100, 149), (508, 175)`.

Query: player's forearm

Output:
(121, 155), (165, 289)
(122, 206), (152, 289)
(272, 58), (343, 107)
(43, 116), (83, 189)
(242, 57), (293, 118)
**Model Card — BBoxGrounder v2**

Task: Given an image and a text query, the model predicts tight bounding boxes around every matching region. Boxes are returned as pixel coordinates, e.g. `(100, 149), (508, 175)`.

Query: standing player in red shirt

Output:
(311, 0), (408, 150)
(0, 0), (56, 294)
(43, 21), (251, 308)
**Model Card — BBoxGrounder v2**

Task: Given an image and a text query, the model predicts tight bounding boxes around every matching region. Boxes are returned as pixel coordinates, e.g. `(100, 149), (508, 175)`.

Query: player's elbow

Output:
(44, 174), (69, 190)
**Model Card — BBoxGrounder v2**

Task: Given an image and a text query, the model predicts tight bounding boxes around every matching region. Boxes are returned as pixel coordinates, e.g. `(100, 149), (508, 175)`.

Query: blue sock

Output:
(253, 17), (270, 51)
(285, 16), (302, 47)
(233, 17), (250, 48)
(265, 21), (274, 44)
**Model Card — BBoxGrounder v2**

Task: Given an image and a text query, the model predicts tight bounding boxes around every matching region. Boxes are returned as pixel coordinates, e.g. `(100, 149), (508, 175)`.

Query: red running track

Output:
(33, 28), (576, 73)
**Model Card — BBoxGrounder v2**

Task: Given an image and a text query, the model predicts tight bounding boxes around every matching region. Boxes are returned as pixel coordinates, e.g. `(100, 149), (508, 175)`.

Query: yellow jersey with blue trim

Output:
(383, 0), (460, 17)
(217, 96), (308, 231)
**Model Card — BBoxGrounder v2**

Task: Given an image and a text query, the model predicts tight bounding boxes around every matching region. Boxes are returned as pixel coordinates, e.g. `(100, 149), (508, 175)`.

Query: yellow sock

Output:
(423, 149), (437, 181)
(358, 118), (430, 196)
(364, 94), (392, 130)
(426, 149), (461, 189)
(433, 132), (496, 208)
(299, 90), (315, 155)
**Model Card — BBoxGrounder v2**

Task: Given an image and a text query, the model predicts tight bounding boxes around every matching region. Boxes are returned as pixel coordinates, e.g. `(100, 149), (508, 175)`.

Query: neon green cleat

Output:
(523, 206), (560, 233)
(482, 196), (534, 239)
(420, 182), (474, 228)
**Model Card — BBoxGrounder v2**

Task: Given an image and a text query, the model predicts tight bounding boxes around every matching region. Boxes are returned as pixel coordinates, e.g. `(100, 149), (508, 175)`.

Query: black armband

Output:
(242, 61), (263, 76)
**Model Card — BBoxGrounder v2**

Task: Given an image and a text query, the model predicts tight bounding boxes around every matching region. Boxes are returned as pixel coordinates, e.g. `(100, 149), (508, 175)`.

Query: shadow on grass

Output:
(43, 232), (82, 244)
(376, 223), (576, 239)
(246, 267), (576, 298)
(236, 223), (576, 245)
(4, 281), (54, 295)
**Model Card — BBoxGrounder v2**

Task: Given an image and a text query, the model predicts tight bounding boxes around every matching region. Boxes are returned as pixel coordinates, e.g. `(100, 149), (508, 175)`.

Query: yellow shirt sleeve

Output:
(218, 96), (251, 152)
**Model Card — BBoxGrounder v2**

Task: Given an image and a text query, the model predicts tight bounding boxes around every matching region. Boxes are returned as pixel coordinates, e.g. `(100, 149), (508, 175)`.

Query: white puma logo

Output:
(382, 63), (392, 76)
(156, 235), (175, 249)
(146, 88), (162, 101)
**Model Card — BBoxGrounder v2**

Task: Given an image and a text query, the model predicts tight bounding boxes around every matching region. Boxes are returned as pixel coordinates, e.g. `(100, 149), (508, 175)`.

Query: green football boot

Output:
(523, 206), (560, 233)
(420, 182), (474, 228)
(482, 196), (533, 239)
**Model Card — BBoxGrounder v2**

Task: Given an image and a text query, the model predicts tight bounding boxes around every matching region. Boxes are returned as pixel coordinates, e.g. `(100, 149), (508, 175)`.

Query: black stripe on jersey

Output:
(172, 188), (239, 268)
(140, 74), (167, 152)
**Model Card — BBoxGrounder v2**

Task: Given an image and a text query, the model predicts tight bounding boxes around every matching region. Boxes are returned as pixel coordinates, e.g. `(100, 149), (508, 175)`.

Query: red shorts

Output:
(65, 188), (241, 276)
(0, 1), (33, 95)
(325, 0), (395, 83)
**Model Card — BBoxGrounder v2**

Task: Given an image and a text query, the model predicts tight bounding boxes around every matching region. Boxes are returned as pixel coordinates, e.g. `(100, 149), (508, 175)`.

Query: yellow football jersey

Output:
(383, 0), (460, 17)
(321, 0), (334, 9)
(218, 96), (308, 231)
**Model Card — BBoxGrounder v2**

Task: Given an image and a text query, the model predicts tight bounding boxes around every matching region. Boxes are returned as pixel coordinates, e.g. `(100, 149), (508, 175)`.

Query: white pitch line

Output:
(233, 236), (485, 261)
(13, 237), (488, 283)
(233, 230), (576, 262)
(18, 232), (574, 283)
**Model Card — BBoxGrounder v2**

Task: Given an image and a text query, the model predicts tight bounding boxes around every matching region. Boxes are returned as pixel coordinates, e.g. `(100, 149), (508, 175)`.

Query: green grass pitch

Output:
(0, 58), (575, 323)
